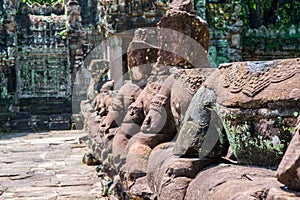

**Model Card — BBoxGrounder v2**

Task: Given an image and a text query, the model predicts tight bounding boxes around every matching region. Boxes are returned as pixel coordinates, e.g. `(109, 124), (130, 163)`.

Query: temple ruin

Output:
(0, 0), (299, 199)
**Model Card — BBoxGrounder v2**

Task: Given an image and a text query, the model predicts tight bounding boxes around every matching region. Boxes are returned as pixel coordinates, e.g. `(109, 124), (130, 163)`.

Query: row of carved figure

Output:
(83, 0), (300, 199)
(19, 2), (65, 16)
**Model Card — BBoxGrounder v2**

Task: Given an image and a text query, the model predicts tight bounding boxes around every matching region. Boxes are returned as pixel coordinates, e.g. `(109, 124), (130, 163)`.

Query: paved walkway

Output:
(0, 130), (105, 200)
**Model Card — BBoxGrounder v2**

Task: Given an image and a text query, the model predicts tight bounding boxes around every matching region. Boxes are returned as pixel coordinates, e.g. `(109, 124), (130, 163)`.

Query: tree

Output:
(241, 0), (300, 28)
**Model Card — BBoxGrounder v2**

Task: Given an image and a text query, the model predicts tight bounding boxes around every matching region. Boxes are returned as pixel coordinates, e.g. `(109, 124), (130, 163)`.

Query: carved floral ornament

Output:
(220, 59), (300, 97)
(173, 69), (207, 92)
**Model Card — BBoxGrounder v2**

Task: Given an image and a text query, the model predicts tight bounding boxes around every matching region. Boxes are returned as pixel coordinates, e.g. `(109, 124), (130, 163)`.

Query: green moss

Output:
(222, 113), (290, 166)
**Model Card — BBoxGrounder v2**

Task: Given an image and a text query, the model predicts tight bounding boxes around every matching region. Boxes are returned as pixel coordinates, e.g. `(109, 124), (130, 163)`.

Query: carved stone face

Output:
(128, 48), (156, 80)
(98, 92), (113, 117)
(123, 104), (145, 125)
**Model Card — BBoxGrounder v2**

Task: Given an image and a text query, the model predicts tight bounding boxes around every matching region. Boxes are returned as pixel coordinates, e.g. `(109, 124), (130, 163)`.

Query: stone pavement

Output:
(0, 130), (106, 200)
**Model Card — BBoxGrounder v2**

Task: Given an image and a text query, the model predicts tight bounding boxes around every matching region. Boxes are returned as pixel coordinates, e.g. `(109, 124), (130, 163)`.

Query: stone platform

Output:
(0, 130), (105, 200)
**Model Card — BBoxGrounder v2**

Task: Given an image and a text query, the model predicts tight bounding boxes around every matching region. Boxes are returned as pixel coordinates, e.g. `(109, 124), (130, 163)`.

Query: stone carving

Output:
(111, 76), (171, 173)
(117, 1), (215, 198)
(66, 0), (82, 31)
(142, 68), (214, 134)
(92, 80), (115, 117)
(100, 28), (158, 133)
(25, 2), (65, 16)
(31, 3), (41, 15)
(185, 164), (282, 200)
(220, 59), (300, 97)
(66, 0), (83, 84)
(98, 0), (163, 35)
(4, 0), (17, 38)
(88, 29), (159, 177)
(277, 116), (300, 191)
(155, 1), (210, 70)
(208, 59), (300, 108)
(99, 79), (147, 132)
(173, 86), (229, 158)
(87, 59), (110, 101)
(138, 142), (217, 199)
(74, 0), (300, 198)
(113, 42), (213, 188)
(42, 3), (52, 16)
(127, 28), (158, 80)
(132, 69), (225, 199)
(52, 2), (65, 15)
(201, 58), (300, 165)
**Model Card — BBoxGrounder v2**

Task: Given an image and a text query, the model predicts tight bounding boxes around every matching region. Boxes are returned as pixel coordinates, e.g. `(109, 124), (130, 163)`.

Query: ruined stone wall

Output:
(0, 0), (18, 100)
(0, 1), (73, 132)
(243, 25), (300, 61)
(16, 15), (69, 98)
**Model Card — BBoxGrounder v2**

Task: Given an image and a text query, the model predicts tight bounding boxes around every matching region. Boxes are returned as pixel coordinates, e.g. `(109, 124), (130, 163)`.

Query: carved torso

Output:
(171, 68), (215, 126)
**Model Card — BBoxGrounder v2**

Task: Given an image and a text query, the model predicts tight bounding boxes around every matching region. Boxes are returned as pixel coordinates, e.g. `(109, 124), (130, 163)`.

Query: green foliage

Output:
(59, 30), (67, 39)
(240, 0), (300, 28)
(22, 0), (63, 5)
(203, 0), (300, 29)
(283, 126), (295, 135)
(224, 119), (287, 165)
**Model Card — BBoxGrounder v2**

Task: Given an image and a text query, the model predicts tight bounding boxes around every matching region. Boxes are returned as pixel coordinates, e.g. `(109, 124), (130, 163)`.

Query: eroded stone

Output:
(277, 118), (300, 191)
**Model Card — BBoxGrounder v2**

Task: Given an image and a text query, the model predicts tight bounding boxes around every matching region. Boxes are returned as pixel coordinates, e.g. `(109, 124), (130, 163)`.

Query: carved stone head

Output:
(42, 3), (52, 16)
(53, 2), (64, 15)
(67, 0), (81, 15)
(20, 2), (32, 15)
(127, 28), (158, 80)
(156, 0), (210, 69)
(88, 59), (109, 79)
(31, 3), (41, 15)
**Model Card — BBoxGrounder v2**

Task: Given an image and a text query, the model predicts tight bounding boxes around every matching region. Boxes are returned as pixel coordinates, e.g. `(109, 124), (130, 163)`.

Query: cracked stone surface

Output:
(0, 130), (105, 200)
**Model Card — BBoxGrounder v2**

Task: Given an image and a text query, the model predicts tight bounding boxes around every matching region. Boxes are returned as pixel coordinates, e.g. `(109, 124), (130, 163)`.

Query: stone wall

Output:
(0, 0), (18, 100)
(0, 0), (87, 132)
(243, 25), (300, 61)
